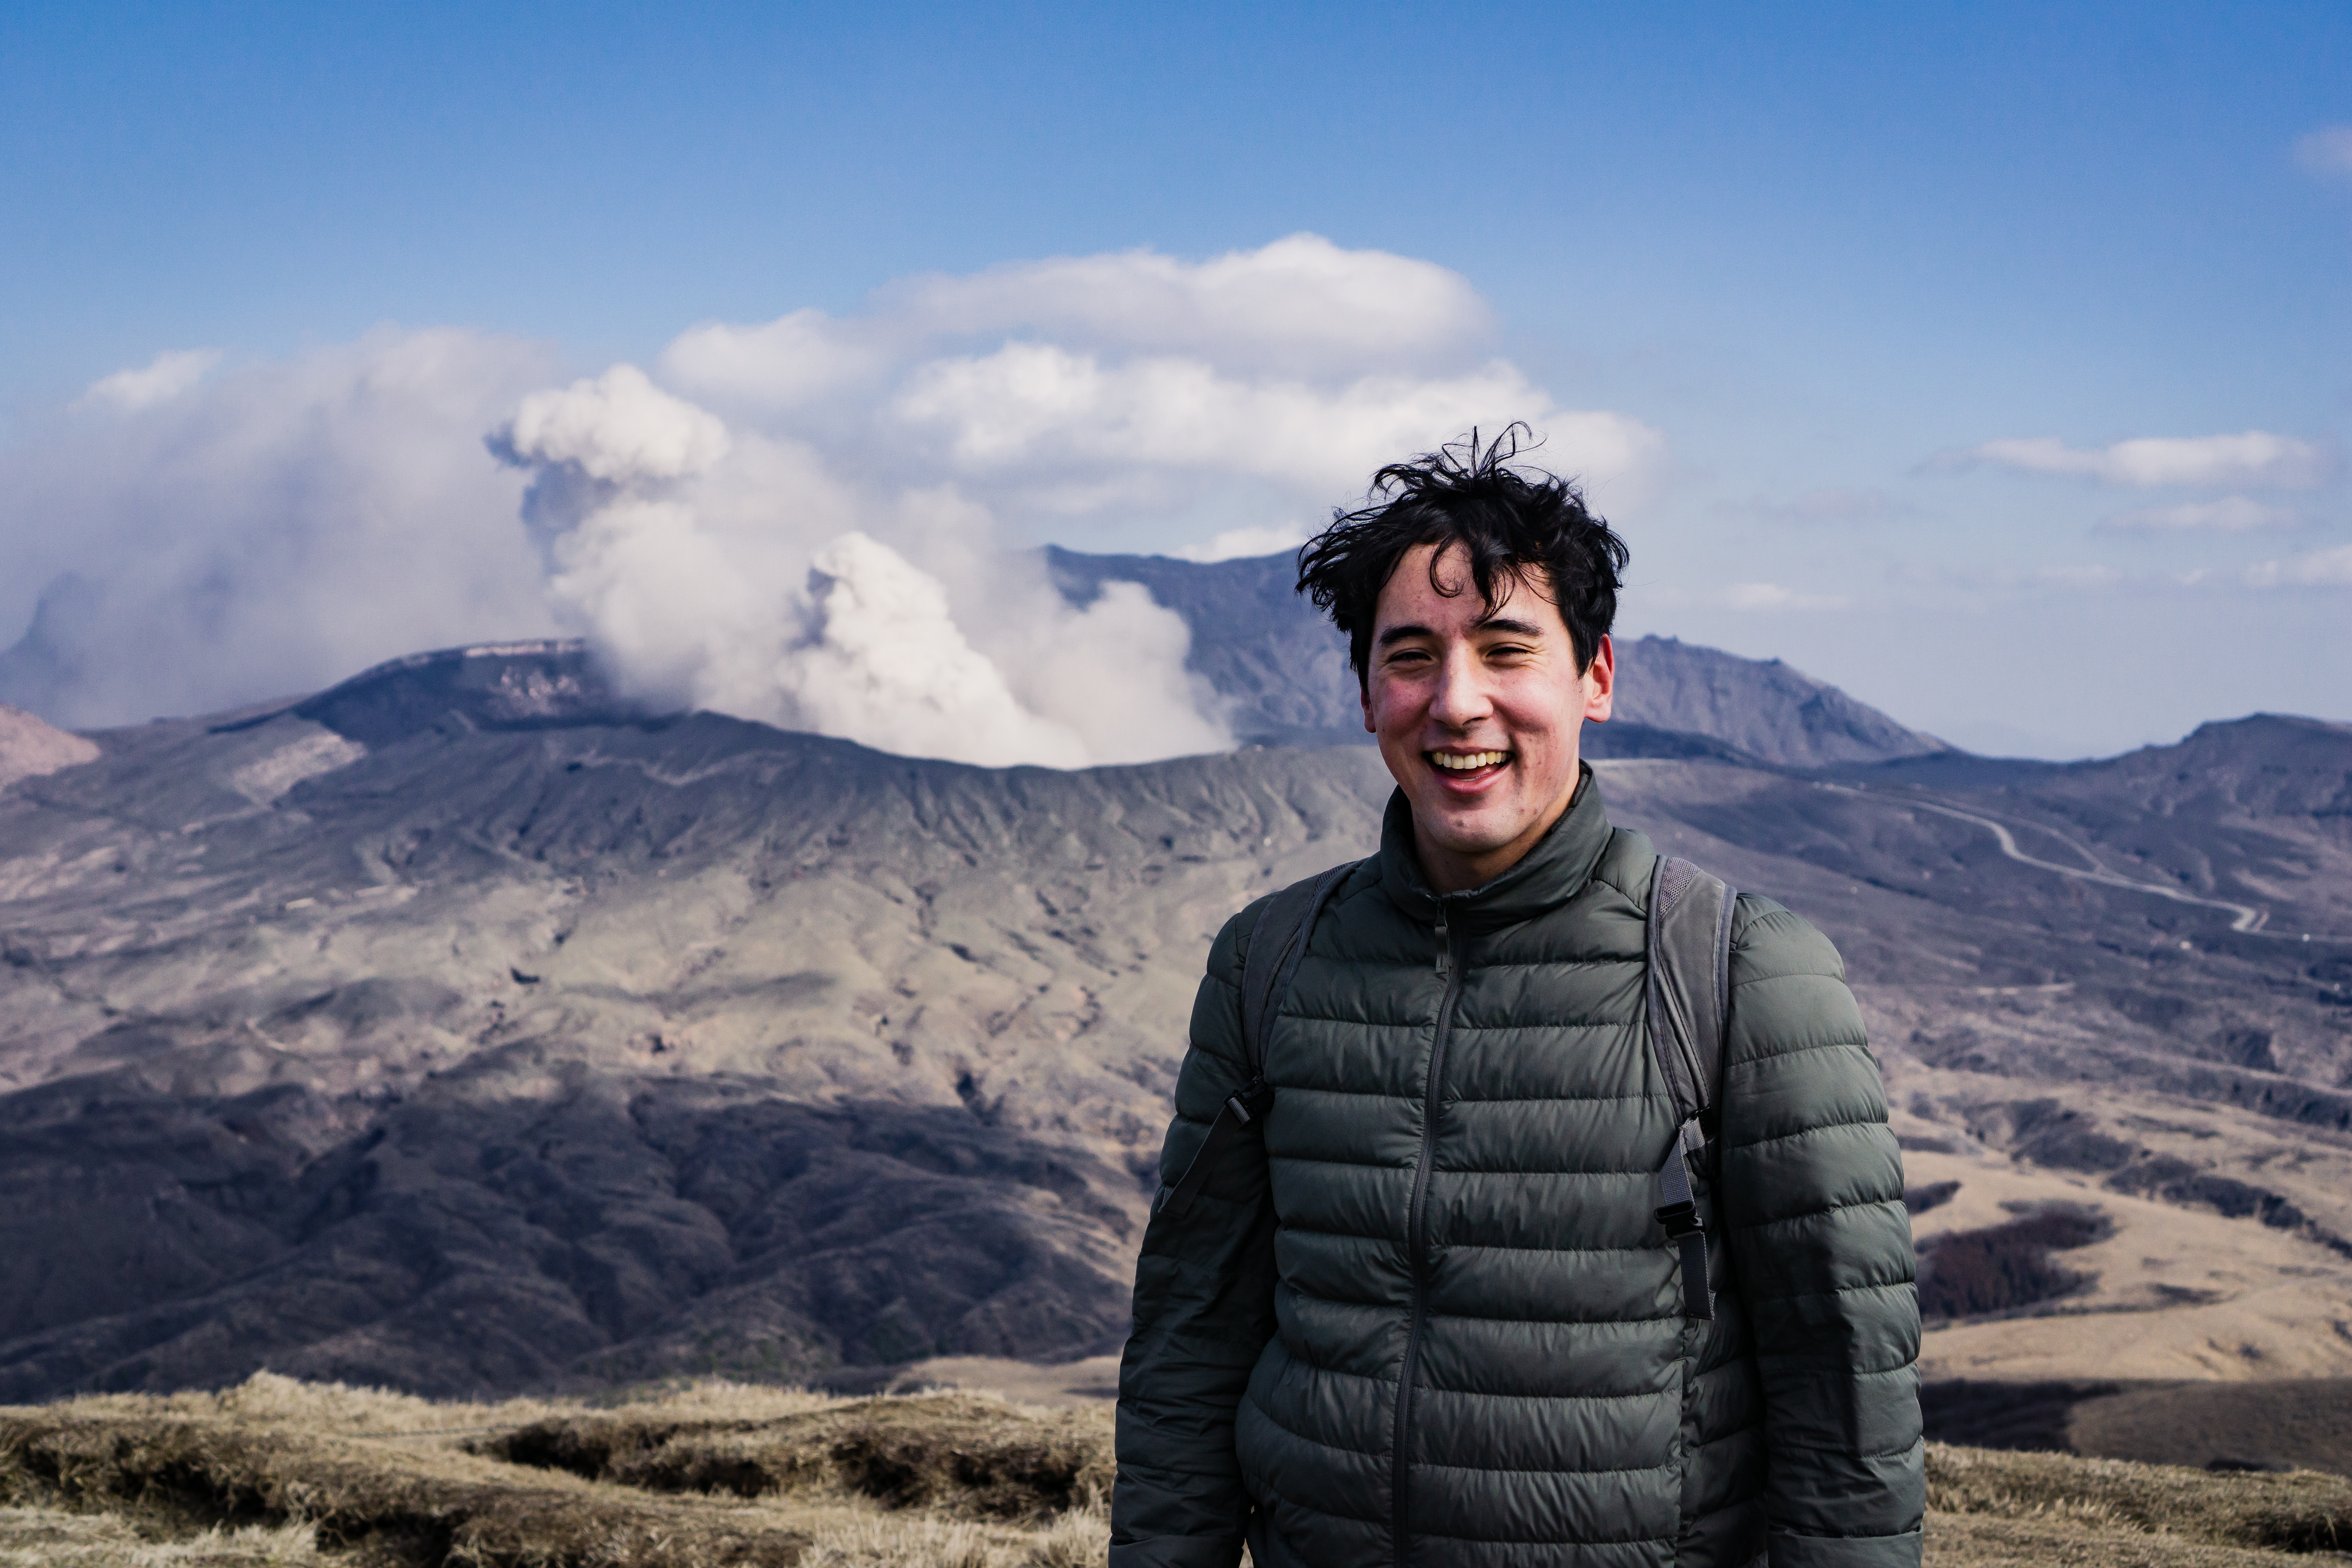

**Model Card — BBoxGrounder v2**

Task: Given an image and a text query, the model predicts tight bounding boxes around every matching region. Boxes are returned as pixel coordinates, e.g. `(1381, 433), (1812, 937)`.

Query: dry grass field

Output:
(0, 1373), (1102, 1566)
(0, 1374), (2346, 1566)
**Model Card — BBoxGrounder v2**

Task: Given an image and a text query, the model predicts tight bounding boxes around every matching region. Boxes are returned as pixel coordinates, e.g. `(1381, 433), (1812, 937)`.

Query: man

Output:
(1112, 432), (1922, 1568)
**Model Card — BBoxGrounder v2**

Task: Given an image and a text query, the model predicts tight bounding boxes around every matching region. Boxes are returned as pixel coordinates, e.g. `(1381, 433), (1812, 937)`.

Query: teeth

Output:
(1431, 751), (1508, 771)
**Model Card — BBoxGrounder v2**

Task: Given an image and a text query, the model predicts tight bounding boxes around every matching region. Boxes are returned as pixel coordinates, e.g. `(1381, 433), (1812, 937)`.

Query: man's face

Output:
(1360, 543), (1613, 894)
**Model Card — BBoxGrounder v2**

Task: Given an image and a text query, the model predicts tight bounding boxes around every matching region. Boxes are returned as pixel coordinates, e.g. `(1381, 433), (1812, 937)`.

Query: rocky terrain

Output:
(0, 550), (2346, 1459)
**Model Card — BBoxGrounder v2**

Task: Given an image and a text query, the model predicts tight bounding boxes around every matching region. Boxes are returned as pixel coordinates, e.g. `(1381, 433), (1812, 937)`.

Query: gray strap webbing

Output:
(1238, 861), (1354, 1077)
(1646, 854), (1737, 1319)
(1154, 861), (1355, 1219)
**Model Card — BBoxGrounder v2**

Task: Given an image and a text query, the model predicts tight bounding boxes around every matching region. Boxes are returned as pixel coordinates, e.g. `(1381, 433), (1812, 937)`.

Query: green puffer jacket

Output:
(1113, 773), (1922, 1568)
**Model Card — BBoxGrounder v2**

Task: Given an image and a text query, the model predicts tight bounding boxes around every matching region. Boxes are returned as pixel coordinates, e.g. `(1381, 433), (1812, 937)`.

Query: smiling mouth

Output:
(1428, 749), (1511, 774)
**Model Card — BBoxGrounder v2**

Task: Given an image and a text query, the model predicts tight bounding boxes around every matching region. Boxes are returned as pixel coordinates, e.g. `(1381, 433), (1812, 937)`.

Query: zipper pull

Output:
(1435, 919), (1450, 978)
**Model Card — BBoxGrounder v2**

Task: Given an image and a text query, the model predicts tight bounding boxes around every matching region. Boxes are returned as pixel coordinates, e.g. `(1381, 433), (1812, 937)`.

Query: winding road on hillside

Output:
(1824, 782), (2282, 933)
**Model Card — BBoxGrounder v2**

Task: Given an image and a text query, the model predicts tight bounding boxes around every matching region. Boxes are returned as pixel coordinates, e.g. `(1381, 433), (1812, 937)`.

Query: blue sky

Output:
(3, 2), (2347, 757)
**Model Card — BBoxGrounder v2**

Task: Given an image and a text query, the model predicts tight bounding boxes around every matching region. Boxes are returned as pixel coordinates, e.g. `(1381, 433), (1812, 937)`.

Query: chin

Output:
(1422, 810), (1525, 857)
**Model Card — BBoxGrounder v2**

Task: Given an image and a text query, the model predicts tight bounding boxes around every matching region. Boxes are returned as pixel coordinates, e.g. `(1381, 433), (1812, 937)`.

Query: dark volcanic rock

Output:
(0, 1064), (1137, 1399)
(290, 639), (632, 745)
(1916, 1204), (2112, 1321)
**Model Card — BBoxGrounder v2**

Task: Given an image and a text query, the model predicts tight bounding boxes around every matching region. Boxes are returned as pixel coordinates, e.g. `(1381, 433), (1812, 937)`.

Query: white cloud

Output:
(1951, 431), (2330, 490)
(1742, 487), (1919, 526)
(2029, 564), (2128, 590)
(2245, 543), (2352, 588)
(890, 347), (1661, 511)
(0, 328), (556, 728)
(2296, 125), (2352, 178)
(660, 233), (1495, 407)
(657, 234), (1666, 524)
(2098, 496), (2301, 533)
(74, 348), (222, 412)
(657, 308), (894, 409)
(887, 233), (1492, 375)
(1889, 561), (2141, 596)
(1717, 582), (1849, 612)
(1172, 522), (1310, 563)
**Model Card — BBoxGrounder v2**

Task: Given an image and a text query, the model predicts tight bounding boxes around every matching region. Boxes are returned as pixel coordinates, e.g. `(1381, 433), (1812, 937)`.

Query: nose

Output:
(1427, 644), (1492, 729)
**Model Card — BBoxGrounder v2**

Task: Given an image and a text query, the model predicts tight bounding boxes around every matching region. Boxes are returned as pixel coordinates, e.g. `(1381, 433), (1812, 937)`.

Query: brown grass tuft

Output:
(0, 1503), (330, 1566)
(0, 1406), (808, 1566)
(479, 1391), (1115, 1521)
(1927, 1442), (2352, 1555)
(1926, 1510), (2343, 1566)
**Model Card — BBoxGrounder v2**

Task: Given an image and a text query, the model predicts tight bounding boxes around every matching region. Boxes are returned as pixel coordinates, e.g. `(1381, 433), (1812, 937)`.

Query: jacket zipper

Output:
(1393, 910), (1465, 1568)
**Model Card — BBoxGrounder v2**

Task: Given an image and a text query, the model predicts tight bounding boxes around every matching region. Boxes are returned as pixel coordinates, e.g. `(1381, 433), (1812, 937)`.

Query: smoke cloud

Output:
(491, 367), (1234, 767)
(0, 328), (557, 728)
(0, 236), (1665, 763)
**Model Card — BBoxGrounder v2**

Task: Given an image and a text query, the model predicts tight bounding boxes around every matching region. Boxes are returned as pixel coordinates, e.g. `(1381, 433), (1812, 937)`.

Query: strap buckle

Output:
(1225, 1078), (1274, 1125)
(1656, 1121), (1717, 1320)
(1153, 1079), (1275, 1220)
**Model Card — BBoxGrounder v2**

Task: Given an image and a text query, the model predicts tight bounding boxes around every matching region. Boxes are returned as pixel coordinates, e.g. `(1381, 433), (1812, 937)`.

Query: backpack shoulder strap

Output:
(1238, 859), (1356, 1076)
(1646, 855), (1736, 1129)
(1646, 853), (1737, 1318)
(1154, 860), (1357, 1220)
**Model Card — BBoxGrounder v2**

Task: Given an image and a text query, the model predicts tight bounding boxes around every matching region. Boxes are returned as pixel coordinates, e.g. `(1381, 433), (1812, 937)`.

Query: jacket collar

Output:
(1376, 763), (1613, 929)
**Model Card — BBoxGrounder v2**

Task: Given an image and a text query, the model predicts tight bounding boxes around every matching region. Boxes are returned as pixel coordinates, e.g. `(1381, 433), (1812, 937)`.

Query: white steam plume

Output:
(492, 367), (1232, 768)
(0, 329), (555, 727)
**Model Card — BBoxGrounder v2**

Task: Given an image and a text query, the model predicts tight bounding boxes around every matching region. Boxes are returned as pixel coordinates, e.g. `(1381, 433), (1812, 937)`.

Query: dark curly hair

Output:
(1296, 424), (1629, 689)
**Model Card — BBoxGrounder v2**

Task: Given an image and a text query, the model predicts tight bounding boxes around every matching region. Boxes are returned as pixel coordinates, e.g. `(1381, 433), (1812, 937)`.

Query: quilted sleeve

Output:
(1715, 894), (1924, 1568)
(1110, 899), (1281, 1568)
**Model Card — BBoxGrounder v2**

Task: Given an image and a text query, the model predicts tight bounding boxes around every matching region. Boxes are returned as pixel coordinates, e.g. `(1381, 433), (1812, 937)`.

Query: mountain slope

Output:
(0, 690), (1399, 1394)
(0, 704), (98, 789)
(0, 643), (2349, 1398)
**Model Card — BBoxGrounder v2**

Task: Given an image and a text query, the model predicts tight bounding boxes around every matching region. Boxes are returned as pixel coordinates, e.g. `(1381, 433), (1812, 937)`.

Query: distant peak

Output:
(294, 640), (633, 748)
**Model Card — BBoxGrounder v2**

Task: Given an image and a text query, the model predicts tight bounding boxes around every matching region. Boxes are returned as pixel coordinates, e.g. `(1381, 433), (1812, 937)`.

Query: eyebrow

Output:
(1474, 616), (1547, 639)
(1376, 616), (1549, 649)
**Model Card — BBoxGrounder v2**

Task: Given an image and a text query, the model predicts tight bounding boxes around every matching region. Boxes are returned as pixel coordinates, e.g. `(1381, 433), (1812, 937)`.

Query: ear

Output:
(1360, 670), (1376, 733)
(1582, 633), (1615, 723)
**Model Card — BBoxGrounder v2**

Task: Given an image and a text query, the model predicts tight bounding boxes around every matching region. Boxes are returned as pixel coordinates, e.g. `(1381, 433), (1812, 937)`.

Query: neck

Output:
(1415, 759), (1586, 895)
